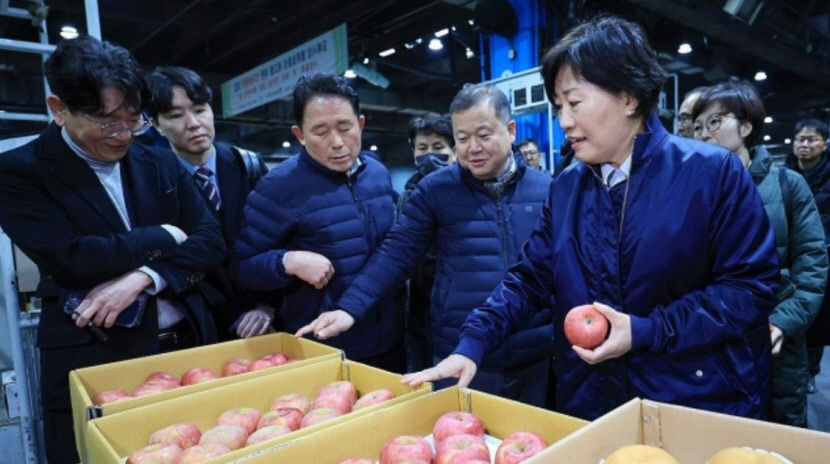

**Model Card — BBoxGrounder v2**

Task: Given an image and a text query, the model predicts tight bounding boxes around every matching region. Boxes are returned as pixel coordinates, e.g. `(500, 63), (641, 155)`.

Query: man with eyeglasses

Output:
(676, 86), (707, 138)
(786, 119), (830, 395)
(0, 36), (225, 464)
(517, 138), (544, 170)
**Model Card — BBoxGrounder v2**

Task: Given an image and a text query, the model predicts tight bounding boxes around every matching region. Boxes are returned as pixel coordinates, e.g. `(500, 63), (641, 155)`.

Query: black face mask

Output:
(415, 152), (450, 175)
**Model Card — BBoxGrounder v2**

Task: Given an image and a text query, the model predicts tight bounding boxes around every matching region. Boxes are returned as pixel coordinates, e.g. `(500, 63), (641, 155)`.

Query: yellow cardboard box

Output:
(84, 358), (431, 464)
(70, 332), (340, 462)
(527, 398), (830, 463)
(236, 386), (587, 463)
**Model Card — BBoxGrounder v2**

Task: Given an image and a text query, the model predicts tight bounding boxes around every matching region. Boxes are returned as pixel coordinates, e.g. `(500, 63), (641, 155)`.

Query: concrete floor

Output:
(807, 346), (830, 432)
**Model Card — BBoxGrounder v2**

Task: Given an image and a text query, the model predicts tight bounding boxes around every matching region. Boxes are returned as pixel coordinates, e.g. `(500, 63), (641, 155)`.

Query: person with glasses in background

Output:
(693, 80), (827, 427)
(517, 138), (544, 170)
(676, 86), (708, 138)
(785, 119), (830, 396)
(0, 36), (225, 463)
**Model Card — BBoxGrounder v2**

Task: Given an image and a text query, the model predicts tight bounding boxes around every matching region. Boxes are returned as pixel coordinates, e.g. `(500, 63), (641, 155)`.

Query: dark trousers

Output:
(357, 343), (407, 375)
(433, 356), (550, 408)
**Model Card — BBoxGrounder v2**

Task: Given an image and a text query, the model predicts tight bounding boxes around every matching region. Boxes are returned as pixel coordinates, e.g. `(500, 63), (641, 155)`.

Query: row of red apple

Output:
(337, 411), (548, 464)
(94, 352), (294, 405)
(127, 380), (397, 463)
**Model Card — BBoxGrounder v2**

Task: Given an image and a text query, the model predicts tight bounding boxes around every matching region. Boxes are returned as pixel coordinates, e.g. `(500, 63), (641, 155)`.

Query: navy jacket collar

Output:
(297, 147), (367, 180)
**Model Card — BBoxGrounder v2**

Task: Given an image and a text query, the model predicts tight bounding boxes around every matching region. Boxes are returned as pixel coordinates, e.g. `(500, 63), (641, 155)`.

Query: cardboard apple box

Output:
(234, 385), (588, 463)
(525, 398), (830, 463)
(70, 332), (341, 463)
(84, 358), (431, 464)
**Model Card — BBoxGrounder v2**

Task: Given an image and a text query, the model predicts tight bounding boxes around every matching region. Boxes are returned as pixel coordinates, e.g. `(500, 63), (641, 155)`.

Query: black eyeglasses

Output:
(82, 113), (151, 138)
(693, 113), (737, 137)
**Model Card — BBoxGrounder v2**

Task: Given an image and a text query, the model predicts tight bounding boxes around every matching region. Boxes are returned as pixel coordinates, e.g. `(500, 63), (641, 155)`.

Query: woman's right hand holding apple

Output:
(401, 354), (477, 387)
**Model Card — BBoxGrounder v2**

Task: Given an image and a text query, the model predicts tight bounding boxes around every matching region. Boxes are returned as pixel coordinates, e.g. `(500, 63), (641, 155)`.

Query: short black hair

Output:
(407, 113), (454, 148)
(44, 35), (149, 114)
(541, 15), (667, 118)
(292, 73), (360, 126)
(795, 119), (829, 140)
(449, 84), (511, 124)
(145, 66), (213, 119)
(692, 79), (766, 147)
(517, 138), (539, 149)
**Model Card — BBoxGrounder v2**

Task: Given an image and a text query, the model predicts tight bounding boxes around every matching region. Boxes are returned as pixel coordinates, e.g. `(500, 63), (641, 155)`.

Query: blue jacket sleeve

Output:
(629, 154), (780, 354)
(336, 182), (436, 321)
(233, 175), (295, 291)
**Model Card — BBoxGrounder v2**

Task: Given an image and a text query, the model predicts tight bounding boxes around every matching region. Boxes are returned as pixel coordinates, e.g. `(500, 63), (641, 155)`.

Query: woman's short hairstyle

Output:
(692, 79), (766, 148)
(407, 113), (454, 148)
(541, 15), (667, 118)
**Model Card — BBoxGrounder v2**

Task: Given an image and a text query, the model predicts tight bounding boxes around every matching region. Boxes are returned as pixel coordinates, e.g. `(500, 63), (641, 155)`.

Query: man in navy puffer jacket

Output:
(297, 85), (554, 406)
(234, 74), (404, 371)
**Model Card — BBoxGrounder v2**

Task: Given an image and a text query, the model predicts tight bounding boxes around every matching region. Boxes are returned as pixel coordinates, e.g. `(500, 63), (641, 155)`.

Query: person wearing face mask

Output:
(297, 85), (555, 406)
(692, 80), (827, 427)
(396, 113), (455, 371)
(398, 16), (780, 422)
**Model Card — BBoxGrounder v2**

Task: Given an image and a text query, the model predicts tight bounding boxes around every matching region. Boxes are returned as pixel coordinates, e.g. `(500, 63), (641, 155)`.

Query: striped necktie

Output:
(194, 167), (221, 211)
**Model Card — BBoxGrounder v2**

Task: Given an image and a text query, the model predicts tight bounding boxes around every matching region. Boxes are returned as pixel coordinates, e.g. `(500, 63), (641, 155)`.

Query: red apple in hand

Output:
(245, 424), (293, 445)
(217, 407), (262, 435)
(179, 442), (231, 463)
(435, 433), (490, 464)
(432, 411), (485, 444)
(317, 380), (357, 404)
(312, 392), (353, 414)
(300, 407), (342, 428)
(127, 443), (183, 464)
(144, 371), (180, 389)
(181, 367), (219, 386)
(221, 357), (252, 376)
(148, 423), (201, 449)
(270, 392), (311, 414)
(199, 424), (248, 451)
(379, 435), (434, 464)
(94, 389), (132, 405)
(563, 304), (609, 349)
(353, 389), (396, 410)
(258, 407), (303, 430)
(495, 431), (548, 464)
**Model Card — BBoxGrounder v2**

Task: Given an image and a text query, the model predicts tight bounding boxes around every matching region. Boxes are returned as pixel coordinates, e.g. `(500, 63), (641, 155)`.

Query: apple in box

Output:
(127, 443), (183, 464)
(258, 407), (304, 431)
(94, 388), (131, 405)
(312, 392), (353, 414)
(245, 424), (293, 446)
(353, 388), (396, 410)
(181, 367), (219, 386)
(260, 351), (290, 365)
(270, 392), (311, 414)
(432, 411), (485, 443)
(316, 380), (357, 404)
(435, 433), (490, 464)
(336, 459), (375, 464)
(148, 423), (201, 449)
(379, 435), (433, 464)
(221, 357), (252, 376)
(199, 424), (248, 451)
(179, 442), (231, 464)
(144, 371), (180, 389)
(563, 304), (609, 349)
(300, 407), (342, 428)
(131, 383), (170, 397)
(217, 407), (262, 435)
(495, 431), (548, 464)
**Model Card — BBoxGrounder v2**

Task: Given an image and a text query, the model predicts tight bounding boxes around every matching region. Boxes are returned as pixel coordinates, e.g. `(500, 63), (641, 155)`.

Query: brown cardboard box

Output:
(84, 358), (431, 464)
(235, 386), (587, 463)
(527, 398), (830, 463)
(70, 332), (340, 462)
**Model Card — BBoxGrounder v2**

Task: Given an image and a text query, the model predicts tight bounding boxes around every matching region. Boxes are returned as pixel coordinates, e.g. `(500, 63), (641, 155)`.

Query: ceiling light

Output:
(785, 138), (792, 144)
(404, 42), (415, 49)
(428, 38), (443, 51)
(378, 48), (396, 58)
(370, 145), (378, 151)
(754, 71), (767, 81)
(451, 26), (457, 32)
(763, 135), (771, 142)
(415, 37), (423, 44)
(344, 69), (357, 78)
(282, 141), (291, 148)
(764, 116), (772, 123)
(465, 47), (475, 59)
(60, 25), (78, 39)
(678, 42), (692, 54)
(362, 57), (369, 65)
(468, 19), (475, 26)
(434, 28), (449, 37)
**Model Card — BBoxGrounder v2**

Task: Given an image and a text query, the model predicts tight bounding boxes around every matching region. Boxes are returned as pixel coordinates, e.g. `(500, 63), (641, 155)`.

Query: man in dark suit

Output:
(146, 66), (276, 340)
(0, 36), (225, 464)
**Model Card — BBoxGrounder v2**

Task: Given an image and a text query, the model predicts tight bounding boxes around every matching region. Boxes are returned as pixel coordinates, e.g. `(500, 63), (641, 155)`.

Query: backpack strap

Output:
(778, 166), (791, 229)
